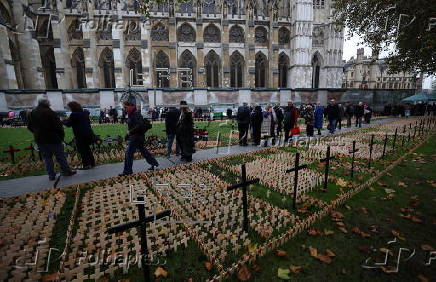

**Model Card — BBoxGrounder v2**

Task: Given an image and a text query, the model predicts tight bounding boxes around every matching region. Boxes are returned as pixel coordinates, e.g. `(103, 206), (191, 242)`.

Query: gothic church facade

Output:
(0, 0), (344, 91)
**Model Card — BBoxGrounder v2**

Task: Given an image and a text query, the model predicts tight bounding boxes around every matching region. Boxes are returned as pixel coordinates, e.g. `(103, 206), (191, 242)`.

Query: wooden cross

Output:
(320, 146), (335, 191)
(349, 140), (359, 179)
(382, 134), (388, 158)
(368, 134), (375, 168)
(3, 145), (20, 164)
(392, 127), (398, 150)
(107, 196), (171, 281)
(286, 153), (308, 210)
(407, 131), (411, 144)
(227, 164), (259, 232)
(24, 143), (36, 161)
(413, 126), (417, 140)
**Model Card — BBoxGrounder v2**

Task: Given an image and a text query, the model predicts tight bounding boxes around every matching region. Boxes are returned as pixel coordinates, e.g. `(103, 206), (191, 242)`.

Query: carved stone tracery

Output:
(278, 27), (290, 44)
(151, 22), (169, 41)
(203, 24), (221, 43)
(229, 25), (244, 43)
(177, 23), (196, 42)
(254, 26), (268, 43)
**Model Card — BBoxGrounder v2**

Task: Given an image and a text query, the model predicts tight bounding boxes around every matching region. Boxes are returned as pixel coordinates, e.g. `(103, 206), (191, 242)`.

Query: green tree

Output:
(333, 0), (436, 75)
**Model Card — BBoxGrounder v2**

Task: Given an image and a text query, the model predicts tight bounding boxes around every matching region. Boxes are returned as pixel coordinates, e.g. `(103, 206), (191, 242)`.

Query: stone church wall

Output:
(0, 0), (344, 91)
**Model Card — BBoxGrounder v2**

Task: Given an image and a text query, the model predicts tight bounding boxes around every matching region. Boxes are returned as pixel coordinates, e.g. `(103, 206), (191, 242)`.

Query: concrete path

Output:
(0, 118), (398, 198)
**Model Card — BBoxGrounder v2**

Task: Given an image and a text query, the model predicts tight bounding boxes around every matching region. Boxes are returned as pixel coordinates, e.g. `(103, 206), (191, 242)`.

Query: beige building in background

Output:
(0, 0), (344, 91)
(342, 48), (421, 90)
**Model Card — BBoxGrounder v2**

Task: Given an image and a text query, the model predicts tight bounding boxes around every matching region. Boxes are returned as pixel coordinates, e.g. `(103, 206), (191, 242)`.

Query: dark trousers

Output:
(123, 135), (159, 174)
(346, 116), (352, 127)
(238, 123), (249, 145)
(284, 125), (292, 142)
(76, 139), (95, 167)
(355, 116), (363, 127)
(166, 133), (180, 156)
(328, 119), (337, 134)
(276, 125), (282, 137)
(337, 118), (342, 130)
(38, 143), (72, 178)
(364, 114), (371, 124)
(252, 125), (261, 145)
(306, 124), (314, 137)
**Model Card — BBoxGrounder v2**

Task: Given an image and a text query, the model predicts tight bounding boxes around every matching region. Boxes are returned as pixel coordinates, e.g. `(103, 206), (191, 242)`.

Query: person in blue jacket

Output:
(314, 103), (324, 135)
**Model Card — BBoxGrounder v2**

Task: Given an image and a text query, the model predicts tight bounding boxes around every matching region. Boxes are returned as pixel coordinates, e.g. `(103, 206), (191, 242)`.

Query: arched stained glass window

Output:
(178, 50), (196, 88)
(229, 25), (244, 43)
(99, 47), (115, 88)
(230, 51), (244, 87)
(72, 47), (87, 88)
(155, 50), (170, 87)
(177, 23), (196, 42)
(203, 24), (221, 43)
(126, 48), (143, 85)
(278, 53), (289, 88)
(255, 52), (267, 88)
(205, 50), (220, 87)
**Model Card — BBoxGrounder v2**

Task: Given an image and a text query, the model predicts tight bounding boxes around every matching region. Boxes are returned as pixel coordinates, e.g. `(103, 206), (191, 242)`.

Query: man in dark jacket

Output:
(165, 106), (181, 157)
(250, 105), (263, 146)
(176, 101), (195, 162)
(345, 102), (354, 127)
(237, 102), (251, 146)
(283, 101), (298, 142)
(120, 101), (159, 176)
(354, 101), (364, 128)
(274, 105), (284, 137)
(325, 99), (340, 134)
(27, 99), (76, 180)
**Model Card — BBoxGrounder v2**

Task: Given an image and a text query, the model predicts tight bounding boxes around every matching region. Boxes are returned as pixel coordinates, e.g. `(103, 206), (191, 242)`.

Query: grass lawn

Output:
(226, 135), (436, 281)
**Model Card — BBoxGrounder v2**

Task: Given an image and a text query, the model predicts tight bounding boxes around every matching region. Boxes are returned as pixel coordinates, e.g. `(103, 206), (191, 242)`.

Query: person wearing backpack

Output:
(119, 101), (158, 176)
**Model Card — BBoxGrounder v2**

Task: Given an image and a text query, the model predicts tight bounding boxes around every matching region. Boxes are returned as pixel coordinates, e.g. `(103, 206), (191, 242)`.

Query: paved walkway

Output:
(0, 118), (398, 198)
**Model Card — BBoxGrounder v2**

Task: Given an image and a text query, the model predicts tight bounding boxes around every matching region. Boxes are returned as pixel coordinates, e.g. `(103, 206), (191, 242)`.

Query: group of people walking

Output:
(304, 100), (373, 135)
(26, 99), (195, 180)
(99, 107), (122, 124)
(236, 101), (299, 146)
(25, 97), (375, 180)
(37, 99), (157, 180)
(236, 100), (374, 145)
